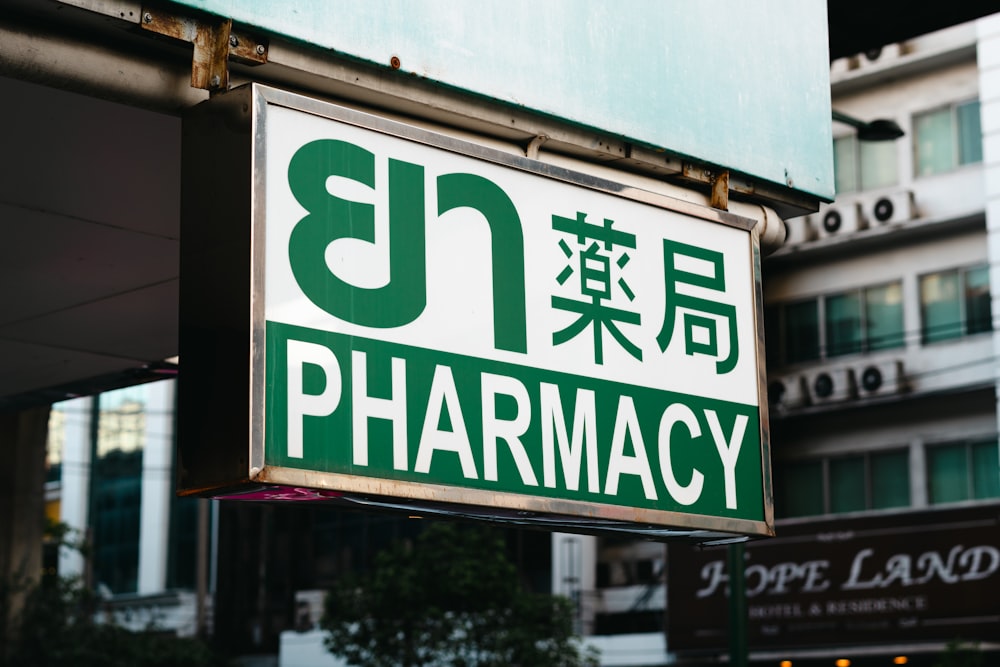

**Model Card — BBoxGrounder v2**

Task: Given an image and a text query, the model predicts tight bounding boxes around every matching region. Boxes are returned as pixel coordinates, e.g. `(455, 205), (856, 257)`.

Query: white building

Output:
(768, 20), (998, 522)
(45, 378), (213, 639)
(284, 16), (1000, 667)
(10, 4), (996, 667)
(545, 18), (1000, 667)
(664, 18), (1000, 667)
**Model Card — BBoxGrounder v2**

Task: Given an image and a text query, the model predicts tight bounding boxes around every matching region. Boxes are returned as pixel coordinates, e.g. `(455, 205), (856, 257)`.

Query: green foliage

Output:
(0, 522), (227, 667)
(322, 522), (599, 667)
(933, 640), (984, 667)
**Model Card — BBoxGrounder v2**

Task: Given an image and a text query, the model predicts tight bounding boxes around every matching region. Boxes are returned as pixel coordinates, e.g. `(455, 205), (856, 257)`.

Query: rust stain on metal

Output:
(193, 17), (232, 91)
(139, 6), (267, 92)
(711, 169), (730, 211)
(681, 162), (719, 191)
(229, 31), (268, 65)
(139, 7), (200, 42)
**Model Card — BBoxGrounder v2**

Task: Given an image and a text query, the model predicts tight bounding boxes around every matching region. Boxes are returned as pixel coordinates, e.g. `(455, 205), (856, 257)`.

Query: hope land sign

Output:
(179, 84), (774, 541)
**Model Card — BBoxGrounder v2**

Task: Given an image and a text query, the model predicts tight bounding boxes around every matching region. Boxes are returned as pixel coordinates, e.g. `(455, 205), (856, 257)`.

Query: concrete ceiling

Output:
(827, 1), (1000, 60)
(2, 2), (1000, 410)
(0, 75), (180, 409)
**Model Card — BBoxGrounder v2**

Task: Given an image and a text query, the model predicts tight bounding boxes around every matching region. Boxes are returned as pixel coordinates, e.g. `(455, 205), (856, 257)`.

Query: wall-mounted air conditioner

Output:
(767, 375), (809, 412)
(850, 43), (905, 71)
(863, 190), (915, 226)
(783, 216), (818, 246)
(855, 360), (906, 398)
(814, 202), (866, 239)
(806, 367), (856, 404)
(830, 56), (855, 78)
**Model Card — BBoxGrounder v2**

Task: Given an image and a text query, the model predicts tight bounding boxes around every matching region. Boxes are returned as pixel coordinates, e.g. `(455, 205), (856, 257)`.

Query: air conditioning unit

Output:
(783, 216), (818, 246)
(767, 375), (809, 412)
(814, 202), (866, 239)
(851, 43), (905, 71)
(864, 190), (915, 225)
(830, 56), (854, 78)
(856, 360), (906, 398)
(806, 367), (856, 404)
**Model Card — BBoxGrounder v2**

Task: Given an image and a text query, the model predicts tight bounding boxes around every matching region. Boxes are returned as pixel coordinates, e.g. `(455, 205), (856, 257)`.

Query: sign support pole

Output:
(728, 542), (748, 666)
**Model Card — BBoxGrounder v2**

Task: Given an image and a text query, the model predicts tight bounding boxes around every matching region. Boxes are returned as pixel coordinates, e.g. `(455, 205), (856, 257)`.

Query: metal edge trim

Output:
(752, 229), (776, 535)
(255, 465), (773, 537)
(251, 83), (757, 232)
(250, 84), (268, 478)
(241, 81), (772, 535)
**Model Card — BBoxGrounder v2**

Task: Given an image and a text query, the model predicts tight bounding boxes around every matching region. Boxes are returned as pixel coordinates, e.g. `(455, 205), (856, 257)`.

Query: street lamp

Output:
(832, 109), (904, 141)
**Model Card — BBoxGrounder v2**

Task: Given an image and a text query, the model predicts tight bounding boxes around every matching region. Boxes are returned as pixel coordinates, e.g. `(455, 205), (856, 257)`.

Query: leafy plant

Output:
(933, 639), (984, 667)
(1, 521), (226, 667)
(322, 521), (599, 667)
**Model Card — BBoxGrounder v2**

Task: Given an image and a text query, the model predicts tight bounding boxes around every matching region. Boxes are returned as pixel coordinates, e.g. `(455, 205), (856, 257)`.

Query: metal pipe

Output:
(833, 109), (905, 141)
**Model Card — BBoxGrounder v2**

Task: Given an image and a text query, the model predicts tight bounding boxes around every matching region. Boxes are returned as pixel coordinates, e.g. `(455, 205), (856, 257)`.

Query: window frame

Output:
(913, 98), (983, 178)
(833, 132), (899, 194)
(918, 263), (993, 344)
(770, 280), (906, 366)
(926, 438), (1000, 505)
(776, 448), (911, 519)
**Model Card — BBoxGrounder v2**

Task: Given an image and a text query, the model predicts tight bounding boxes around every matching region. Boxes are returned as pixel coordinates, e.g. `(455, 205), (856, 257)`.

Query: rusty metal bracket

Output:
(681, 163), (731, 211)
(140, 7), (267, 92)
(711, 170), (730, 211)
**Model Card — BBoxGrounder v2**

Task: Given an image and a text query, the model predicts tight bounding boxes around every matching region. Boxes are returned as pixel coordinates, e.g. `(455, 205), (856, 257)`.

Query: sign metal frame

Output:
(180, 83), (774, 542)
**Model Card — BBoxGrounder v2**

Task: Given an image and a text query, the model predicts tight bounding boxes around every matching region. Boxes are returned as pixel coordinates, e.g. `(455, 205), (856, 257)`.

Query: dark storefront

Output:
(668, 504), (1000, 665)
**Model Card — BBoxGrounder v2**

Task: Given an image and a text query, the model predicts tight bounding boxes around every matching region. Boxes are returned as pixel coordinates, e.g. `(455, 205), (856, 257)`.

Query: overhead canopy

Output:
(827, 0), (1000, 59)
(0, 1), (997, 410)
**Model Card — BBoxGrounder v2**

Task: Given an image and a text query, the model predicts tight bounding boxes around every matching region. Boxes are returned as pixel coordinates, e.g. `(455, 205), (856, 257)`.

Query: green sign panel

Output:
(180, 85), (773, 540)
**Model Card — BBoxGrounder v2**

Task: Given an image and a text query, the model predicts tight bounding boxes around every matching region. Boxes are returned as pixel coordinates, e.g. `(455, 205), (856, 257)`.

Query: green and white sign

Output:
(183, 85), (772, 538)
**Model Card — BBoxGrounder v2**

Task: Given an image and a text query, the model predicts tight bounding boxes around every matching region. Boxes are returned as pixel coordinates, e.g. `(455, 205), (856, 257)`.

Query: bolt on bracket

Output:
(711, 170), (730, 211)
(140, 6), (268, 92)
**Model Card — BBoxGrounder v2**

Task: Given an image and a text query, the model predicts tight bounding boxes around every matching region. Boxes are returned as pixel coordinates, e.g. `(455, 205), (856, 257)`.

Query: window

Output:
(865, 283), (907, 351)
(771, 282), (904, 365)
(914, 99), (982, 176)
(784, 300), (820, 363)
(824, 292), (863, 357)
(46, 406), (67, 484)
(779, 460), (824, 518)
(833, 134), (898, 193)
(920, 264), (992, 343)
(776, 449), (910, 518)
(92, 385), (147, 595)
(927, 439), (1000, 504)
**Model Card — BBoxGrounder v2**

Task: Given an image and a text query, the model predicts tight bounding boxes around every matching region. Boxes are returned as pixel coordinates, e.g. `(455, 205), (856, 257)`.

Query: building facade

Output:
(44, 378), (210, 637)
(666, 18), (1000, 667)
(9, 4), (998, 667)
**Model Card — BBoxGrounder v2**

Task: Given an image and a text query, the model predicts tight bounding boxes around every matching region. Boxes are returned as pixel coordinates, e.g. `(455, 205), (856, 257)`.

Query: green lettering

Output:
(287, 139), (427, 327)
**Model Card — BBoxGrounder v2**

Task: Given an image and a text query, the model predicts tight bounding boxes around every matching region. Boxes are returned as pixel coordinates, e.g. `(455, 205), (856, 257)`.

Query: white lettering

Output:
(351, 351), (407, 470)
(286, 339), (342, 459)
(769, 562), (803, 594)
(879, 553), (915, 587)
(415, 365), (478, 479)
(605, 396), (657, 500)
(481, 373), (537, 486)
(540, 384), (599, 492)
(842, 548), (878, 591)
(696, 560), (728, 598)
(706, 409), (747, 509)
(843, 544), (997, 590)
(657, 403), (704, 506)
(745, 563), (769, 597)
(959, 545), (1000, 581)
(915, 546), (960, 584)
(801, 560), (831, 593)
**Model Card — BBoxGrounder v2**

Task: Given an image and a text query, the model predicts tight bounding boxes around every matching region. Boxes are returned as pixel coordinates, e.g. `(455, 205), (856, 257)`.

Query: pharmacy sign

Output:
(180, 85), (773, 540)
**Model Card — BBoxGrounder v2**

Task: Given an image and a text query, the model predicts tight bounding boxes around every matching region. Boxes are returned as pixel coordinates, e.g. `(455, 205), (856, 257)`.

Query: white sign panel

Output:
(182, 85), (773, 538)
